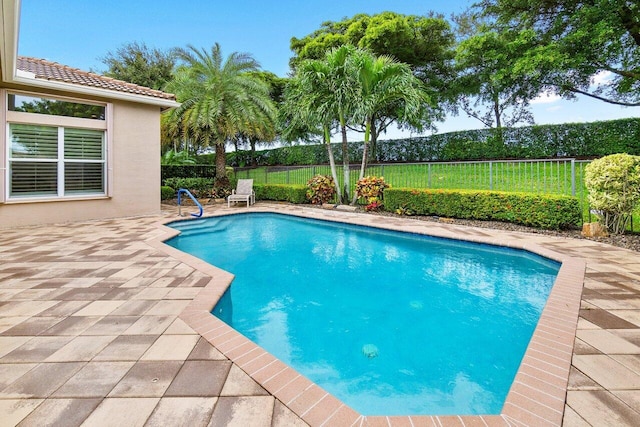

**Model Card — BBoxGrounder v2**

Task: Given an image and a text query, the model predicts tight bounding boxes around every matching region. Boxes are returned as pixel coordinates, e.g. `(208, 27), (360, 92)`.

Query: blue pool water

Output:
(166, 213), (559, 416)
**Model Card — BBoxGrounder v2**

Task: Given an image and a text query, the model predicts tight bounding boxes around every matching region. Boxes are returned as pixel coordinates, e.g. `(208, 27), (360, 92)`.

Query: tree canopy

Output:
(453, 15), (539, 128)
(100, 41), (176, 91)
(478, 0), (640, 106)
(290, 12), (456, 105)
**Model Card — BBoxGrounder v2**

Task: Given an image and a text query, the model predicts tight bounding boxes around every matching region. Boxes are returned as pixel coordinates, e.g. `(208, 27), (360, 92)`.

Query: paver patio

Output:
(0, 202), (639, 426)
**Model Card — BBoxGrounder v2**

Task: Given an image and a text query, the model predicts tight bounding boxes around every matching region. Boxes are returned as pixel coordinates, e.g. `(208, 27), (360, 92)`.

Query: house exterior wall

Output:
(0, 87), (162, 228)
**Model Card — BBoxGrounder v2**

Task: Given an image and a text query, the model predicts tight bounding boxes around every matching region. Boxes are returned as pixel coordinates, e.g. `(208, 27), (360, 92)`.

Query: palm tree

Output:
(285, 46), (363, 203)
(164, 44), (276, 189)
(351, 51), (427, 203)
(283, 59), (343, 199)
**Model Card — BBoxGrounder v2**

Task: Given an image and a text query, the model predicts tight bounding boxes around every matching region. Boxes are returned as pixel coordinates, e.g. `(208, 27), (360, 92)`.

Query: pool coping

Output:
(148, 206), (586, 426)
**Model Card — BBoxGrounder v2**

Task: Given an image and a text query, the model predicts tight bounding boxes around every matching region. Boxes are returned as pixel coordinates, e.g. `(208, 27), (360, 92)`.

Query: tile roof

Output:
(16, 56), (176, 101)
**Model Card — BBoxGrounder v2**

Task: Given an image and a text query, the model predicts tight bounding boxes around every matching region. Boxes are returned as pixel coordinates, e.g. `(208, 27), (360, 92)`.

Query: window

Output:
(8, 94), (105, 120)
(5, 92), (108, 200)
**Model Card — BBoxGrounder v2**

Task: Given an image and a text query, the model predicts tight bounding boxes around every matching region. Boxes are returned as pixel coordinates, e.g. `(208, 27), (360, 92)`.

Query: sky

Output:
(17, 0), (639, 139)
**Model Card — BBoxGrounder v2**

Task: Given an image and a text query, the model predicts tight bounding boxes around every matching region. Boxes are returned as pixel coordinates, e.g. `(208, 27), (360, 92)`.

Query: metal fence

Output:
(235, 158), (640, 230)
(236, 158), (586, 196)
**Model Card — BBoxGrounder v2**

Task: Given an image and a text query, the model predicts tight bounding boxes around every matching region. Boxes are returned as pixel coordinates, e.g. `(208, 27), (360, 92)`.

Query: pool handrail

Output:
(177, 188), (203, 218)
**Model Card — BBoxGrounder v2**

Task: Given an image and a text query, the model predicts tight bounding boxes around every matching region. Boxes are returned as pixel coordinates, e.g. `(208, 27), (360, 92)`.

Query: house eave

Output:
(0, 0), (20, 83)
(10, 75), (180, 109)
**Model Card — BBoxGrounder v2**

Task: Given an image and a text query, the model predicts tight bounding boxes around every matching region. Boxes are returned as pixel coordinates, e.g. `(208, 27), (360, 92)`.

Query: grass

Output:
(235, 160), (639, 232)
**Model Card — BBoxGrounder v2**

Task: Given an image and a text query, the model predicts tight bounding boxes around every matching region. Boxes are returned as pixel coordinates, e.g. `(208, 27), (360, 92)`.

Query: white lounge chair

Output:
(227, 179), (255, 207)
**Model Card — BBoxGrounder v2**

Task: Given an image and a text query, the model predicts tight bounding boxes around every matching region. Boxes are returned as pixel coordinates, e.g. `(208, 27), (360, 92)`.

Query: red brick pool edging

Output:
(149, 207), (586, 426)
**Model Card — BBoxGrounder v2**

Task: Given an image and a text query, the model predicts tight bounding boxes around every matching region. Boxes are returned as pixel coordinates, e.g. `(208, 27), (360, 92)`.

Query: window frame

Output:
(1, 89), (112, 203)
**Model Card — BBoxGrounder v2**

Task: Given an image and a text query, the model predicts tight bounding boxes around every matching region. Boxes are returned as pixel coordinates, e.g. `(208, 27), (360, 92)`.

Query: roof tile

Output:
(16, 56), (176, 101)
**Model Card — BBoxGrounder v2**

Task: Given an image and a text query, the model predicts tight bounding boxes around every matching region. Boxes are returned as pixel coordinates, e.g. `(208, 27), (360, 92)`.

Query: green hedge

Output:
(161, 186), (175, 200)
(161, 165), (216, 181)
(227, 117), (640, 166)
(384, 188), (582, 230)
(254, 184), (308, 204)
(163, 177), (213, 198)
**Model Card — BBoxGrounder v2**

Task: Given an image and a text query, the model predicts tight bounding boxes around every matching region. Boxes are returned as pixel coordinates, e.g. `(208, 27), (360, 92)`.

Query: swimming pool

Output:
(166, 212), (560, 416)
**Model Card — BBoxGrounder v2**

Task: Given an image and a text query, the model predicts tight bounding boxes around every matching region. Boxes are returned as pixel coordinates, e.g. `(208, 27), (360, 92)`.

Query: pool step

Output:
(171, 219), (229, 236)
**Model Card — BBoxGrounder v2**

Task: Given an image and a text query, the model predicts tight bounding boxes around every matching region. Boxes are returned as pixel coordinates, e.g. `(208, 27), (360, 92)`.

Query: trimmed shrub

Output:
(584, 153), (640, 234)
(163, 177), (213, 198)
(384, 188), (581, 230)
(306, 175), (337, 205)
(161, 165), (216, 181)
(254, 184), (307, 204)
(161, 186), (175, 200)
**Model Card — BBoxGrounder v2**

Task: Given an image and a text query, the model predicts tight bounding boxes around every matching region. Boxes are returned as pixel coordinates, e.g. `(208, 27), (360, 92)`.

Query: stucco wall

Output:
(0, 95), (162, 228)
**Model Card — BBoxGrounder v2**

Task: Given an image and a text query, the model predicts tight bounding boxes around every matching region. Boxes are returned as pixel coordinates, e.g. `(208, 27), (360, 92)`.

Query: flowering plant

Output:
(356, 176), (389, 211)
(365, 200), (383, 211)
(355, 176), (390, 200)
(306, 175), (336, 205)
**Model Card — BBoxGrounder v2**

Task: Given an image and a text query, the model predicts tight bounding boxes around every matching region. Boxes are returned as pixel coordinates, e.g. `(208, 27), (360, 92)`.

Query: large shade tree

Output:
(290, 12), (453, 157)
(164, 44), (276, 189)
(290, 11), (455, 89)
(454, 22), (539, 128)
(478, 0), (640, 107)
(100, 41), (176, 90)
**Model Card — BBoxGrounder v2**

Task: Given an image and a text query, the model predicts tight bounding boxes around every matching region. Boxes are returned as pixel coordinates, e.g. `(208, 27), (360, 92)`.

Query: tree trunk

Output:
(214, 142), (230, 189)
(370, 125), (378, 163)
(250, 139), (257, 166)
(341, 122), (350, 204)
(324, 127), (341, 201)
(494, 99), (501, 129)
(351, 117), (372, 205)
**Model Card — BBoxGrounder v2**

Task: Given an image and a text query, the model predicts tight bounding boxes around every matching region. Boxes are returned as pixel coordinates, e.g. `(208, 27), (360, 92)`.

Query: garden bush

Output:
(163, 177), (213, 198)
(306, 175), (337, 205)
(384, 188), (581, 230)
(584, 153), (640, 234)
(161, 186), (175, 200)
(254, 184), (308, 204)
(355, 176), (390, 211)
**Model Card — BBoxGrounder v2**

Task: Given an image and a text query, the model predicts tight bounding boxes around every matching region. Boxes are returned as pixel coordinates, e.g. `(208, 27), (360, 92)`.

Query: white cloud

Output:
(531, 91), (561, 104)
(591, 70), (614, 86)
(546, 106), (562, 112)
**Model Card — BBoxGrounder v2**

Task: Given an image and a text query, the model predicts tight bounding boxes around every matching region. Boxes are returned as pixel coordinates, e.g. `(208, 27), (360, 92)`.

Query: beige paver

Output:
(0, 399), (44, 426)
(79, 397), (159, 427)
(107, 361), (182, 397)
(44, 335), (117, 362)
(92, 335), (158, 361)
(566, 390), (640, 426)
(208, 396), (275, 427)
(0, 362), (85, 398)
(144, 397), (217, 426)
(139, 334), (199, 360)
(221, 364), (270, 396)
(576, 329), (640, 354)
(573, 355), (640, 389)
(17, 398), (102, 427)
(53, 361), (134, 397)
(72, 301), (126, 316)
(165, 360), (231, 396)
